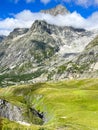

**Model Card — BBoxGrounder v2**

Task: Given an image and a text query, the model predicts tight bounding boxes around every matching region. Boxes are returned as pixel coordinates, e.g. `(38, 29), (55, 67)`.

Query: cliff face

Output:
(0, 99), (23, 122)
(75, 35), (98, 78)
(0, 28), (29, 62)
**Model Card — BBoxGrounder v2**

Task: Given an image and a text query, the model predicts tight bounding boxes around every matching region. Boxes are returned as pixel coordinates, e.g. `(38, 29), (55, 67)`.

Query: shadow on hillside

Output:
(12, 83), (46, 95)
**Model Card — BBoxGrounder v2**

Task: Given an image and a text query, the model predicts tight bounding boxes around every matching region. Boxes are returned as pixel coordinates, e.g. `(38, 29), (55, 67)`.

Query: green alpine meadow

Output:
(0, 79), (98, 130)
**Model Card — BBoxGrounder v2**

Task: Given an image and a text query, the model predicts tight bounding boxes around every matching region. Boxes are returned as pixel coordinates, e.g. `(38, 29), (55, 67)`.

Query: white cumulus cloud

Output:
(0, 9), (98, 35)
(60, 0), (98, 7)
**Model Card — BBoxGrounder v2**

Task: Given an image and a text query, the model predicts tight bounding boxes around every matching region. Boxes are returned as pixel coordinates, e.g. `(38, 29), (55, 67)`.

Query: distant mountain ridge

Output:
(40, 4), (70, 16)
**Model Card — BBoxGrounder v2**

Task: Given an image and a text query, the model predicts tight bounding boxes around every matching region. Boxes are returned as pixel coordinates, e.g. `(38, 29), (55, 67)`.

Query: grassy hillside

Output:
(0, 79), (98, 130)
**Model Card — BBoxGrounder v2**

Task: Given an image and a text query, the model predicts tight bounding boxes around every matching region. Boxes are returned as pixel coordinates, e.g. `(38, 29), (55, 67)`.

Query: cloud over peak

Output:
(0, 9), (98, 35)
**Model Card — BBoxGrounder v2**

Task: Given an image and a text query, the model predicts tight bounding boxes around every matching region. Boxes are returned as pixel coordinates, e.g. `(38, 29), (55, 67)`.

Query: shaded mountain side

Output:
(0, 35), (6, 43)
(0, 28), (29, 61)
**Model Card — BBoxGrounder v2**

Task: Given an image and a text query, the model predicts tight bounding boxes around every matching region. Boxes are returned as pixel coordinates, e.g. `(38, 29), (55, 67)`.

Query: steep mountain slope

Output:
(0, 28), (28, 61)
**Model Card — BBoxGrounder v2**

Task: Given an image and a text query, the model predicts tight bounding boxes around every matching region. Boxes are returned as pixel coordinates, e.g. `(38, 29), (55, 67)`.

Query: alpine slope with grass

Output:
(0, 4), (98, 130)
(1, 79), (98, 130)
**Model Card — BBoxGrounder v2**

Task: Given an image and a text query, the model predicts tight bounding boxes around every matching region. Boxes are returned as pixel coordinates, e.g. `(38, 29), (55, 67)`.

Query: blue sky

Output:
(0, 0), (98, 35)
(0, 0), (98, 18)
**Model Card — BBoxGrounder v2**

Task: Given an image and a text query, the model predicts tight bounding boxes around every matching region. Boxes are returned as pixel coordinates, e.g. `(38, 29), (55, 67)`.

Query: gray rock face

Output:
(76, 35), (98, 74)
(40, 4), (70, 16)
(0, 99), (24, 122)
(62, 35), (98, 79)
(0, 28), (29, 62)
(0, 99), (44, 125)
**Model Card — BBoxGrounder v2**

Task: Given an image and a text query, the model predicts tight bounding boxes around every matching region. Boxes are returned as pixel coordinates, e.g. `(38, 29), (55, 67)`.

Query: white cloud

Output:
(0, 30), (10, 36)
(61, 0), (98, 7)
(74, 0), (98, 7)
(76, 0), (92, 7)
(0, 9), (98, 35)
(11, 0), (98, 6)
(95, 0), (98, 4)
(12, 0), (50, 4)
(40, 0), (51, 4)
(26, 0), (35, 3)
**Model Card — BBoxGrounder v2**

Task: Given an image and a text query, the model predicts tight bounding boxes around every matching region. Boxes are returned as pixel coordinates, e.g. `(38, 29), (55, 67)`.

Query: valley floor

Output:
(0, 79), (98, 130)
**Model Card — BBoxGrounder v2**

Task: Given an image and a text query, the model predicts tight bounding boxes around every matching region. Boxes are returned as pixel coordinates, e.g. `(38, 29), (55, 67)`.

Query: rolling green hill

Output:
(0, 79), (98, 130)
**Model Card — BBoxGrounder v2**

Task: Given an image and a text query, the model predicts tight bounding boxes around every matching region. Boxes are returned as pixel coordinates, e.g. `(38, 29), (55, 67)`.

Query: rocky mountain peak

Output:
(32, 20), (47, 27)
(30, 20), (51, 34)
(40, 4), (70, 16)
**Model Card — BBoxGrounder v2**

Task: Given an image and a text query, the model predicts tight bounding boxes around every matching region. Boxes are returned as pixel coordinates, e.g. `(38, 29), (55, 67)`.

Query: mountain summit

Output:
(40, 4), (70, 16)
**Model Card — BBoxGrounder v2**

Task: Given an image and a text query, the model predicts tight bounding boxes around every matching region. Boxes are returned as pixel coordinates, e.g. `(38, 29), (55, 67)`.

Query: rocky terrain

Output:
(0, 4), (98, 85)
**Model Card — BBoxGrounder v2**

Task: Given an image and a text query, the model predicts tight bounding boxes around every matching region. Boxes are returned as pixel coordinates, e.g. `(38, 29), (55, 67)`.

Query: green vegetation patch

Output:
(57, 65), (67, 74)
(0, 69), (44, 87)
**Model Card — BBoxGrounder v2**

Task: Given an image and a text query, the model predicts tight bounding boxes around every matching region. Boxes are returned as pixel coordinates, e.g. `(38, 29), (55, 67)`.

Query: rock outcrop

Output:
(0, 99), (25, 122)
(0, 99), (44, 125)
